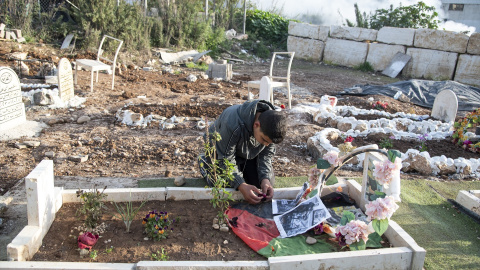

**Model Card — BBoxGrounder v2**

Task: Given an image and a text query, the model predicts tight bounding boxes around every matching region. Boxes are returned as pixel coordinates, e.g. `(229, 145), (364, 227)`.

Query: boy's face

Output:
(253, 121), (273, 146)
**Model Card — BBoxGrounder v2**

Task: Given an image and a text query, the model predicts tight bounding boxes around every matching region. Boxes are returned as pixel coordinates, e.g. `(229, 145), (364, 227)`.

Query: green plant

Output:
(417, 134), (429, 152)
(379, 136), (394, 149)
(105, 246), (114, 254)
(76, 186), (107, 230)
(113, 192), (147, 232)
(200, 119), (235, 222)
(369, 1), (440, 30)
(89, 249), (98, 261)
(185, 62), (209, 72)
(355, 62), (374, 72)
(150, 248), (169, 261)
(142, 210), (176, 241)
(246, 9), (292, 48)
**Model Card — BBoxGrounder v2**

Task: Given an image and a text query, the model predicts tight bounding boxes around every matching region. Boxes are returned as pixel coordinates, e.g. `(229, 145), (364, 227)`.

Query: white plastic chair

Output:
(75, 35), (123, 92)
(247, 52), (295, 109)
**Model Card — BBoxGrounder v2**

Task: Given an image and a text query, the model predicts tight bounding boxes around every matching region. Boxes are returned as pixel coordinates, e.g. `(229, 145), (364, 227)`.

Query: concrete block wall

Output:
(288, 22), (480, 87)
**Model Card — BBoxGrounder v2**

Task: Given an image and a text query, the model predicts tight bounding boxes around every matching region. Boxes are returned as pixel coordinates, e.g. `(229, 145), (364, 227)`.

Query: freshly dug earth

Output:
(32, 200), (266, 262)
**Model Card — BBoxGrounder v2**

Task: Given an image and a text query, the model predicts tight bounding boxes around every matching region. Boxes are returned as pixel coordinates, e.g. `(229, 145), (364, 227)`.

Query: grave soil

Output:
(32, 200), (267, 263)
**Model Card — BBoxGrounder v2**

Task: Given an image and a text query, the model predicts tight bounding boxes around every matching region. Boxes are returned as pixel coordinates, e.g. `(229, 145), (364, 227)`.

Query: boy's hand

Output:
(261, 179), (274, 201)
(238, 183), (262, 204)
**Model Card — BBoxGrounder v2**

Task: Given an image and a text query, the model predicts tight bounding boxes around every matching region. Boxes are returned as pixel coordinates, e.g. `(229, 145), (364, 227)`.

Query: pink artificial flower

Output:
(365, 196), (399, 221)
(323, 151), (342, 167)
(335, 220), (373, 246)
(308, 167), (322, 187)
(372, 158), (402, 187)
(344, 136), (354, 143)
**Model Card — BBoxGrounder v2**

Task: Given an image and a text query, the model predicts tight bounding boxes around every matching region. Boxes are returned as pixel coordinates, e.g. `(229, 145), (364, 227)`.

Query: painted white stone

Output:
(330, 26), (377, 42)
(26, 160), (55, 227)
(431, 90), (458, 123)
(0, 261), (135, 269)
(61, 188), (167, 203)
(403, 48), (458, 80)
(414, 28), (469, 53)
(467, 33), (480, 55)
(269, 247), (412, 270)
(0, 67), (26, 130)
(288, 21), (329, 41)
(57, 58), (74, 102)
(323, 38), (368, 68)
(454, 54), (480, 88)
(287, 36), (324, 62)
(165, 187), (244, 201)
(137, 261), (269, 270)
(366, 43), (406, 71)
(376, 27), (415, 46)
(456, 190), (480, 215)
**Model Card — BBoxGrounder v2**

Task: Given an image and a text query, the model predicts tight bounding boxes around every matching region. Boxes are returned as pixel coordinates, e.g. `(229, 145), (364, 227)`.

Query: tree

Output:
(346, 3), (369, 28)
(369, 1), (439, 30)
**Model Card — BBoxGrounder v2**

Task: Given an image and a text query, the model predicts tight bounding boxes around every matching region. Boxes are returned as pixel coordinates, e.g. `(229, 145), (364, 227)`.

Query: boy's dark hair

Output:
(258, 110), (287, 144)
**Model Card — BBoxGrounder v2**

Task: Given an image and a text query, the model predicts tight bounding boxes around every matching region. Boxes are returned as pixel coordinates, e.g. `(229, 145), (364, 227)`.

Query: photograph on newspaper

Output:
(272, 182), (309, 215)
(273, 195), (331, 238)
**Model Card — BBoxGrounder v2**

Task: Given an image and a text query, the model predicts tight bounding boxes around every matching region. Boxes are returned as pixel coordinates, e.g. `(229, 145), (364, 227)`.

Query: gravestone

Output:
(431, 90), (458, 123)
(0, 67), (26, 130)
(259, 76), (272, 103)
(57, 58), (74, 102)
(382, 52), (411, 78)
(360, 151), (401, 211)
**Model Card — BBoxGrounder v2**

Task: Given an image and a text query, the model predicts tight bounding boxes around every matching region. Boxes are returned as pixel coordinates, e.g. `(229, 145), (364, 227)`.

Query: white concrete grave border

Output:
(4, 160), (425, 269)
(455, 190), (480, 216)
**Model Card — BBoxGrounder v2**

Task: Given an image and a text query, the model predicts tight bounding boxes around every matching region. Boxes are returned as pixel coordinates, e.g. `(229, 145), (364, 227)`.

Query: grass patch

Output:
(185, 62), (209, 71)
(393, 179), (480, 269)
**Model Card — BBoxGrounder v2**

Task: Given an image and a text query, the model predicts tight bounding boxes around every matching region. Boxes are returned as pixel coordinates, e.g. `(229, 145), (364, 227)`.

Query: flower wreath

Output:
(452, 108), (480, 152)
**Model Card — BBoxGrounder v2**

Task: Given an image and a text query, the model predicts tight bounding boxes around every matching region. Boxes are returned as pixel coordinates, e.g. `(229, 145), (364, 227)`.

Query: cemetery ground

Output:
(1, 43), (480, 268)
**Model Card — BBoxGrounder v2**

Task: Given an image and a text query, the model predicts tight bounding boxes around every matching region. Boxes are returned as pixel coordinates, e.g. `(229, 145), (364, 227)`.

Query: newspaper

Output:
(273, 195), (331, 238)
(272, 182), (309, 215)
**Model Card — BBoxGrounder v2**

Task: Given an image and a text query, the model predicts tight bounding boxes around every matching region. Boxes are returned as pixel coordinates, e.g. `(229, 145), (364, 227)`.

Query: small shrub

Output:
(113, 192), (146, 232)
(417, 134), (429, 152)
(76, 186), (107, 231)
(379, 136), (394, 149)
(185, 62), (209, 72)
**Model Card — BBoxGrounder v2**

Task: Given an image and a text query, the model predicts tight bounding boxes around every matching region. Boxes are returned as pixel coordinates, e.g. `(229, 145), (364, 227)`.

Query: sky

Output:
(250, 0), (476, 33)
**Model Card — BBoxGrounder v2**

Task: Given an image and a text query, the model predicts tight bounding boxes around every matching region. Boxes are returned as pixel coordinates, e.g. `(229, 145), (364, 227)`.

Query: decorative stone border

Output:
(4, 160), (425, 269)
(297, 104), (480, 178)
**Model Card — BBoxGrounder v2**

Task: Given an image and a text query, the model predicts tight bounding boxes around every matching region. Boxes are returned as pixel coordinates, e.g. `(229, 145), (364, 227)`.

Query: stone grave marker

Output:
(431, 89), (458, 123)
(360, 151), (401, 211)
(259, 76), (272, 102)
(57, 58), (74, 102)
(0, 67), (26, 130)
(382, 52), (411, 78)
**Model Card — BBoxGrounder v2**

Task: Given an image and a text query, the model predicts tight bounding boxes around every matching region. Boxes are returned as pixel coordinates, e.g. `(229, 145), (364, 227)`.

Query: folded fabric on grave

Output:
(227, 192), (359, 258)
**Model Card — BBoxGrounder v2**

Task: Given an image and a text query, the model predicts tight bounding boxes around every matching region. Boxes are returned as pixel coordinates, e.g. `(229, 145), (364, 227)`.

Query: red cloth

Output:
(226, 207), (280, 251)
(77, 232), (99, 250)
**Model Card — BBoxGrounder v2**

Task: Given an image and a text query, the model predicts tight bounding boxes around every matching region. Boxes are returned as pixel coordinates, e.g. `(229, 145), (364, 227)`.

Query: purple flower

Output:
(463, 140), (472, 145)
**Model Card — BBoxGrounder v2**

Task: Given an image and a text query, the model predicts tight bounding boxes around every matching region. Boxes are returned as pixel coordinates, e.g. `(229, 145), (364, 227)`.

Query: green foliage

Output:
(369, 1), (440, 30)
(379, 138), (394, 149)
(151, 248), (169, 261)
(76, 186), (107, 230)
(372, 218), (389, 236)
(348, 239), (366, 250)
(201, 121), (235, 222)
(186, 62), (209, 71)
(89, 249), (98, 261)
(113, 193), (147, 232)
(246, 9), (290, 46)
(354, 62), (374, 72)
(346, 3), (369, 28)
(142, 210), (176, 241)
(316, 158), (331, 169)
(340, 211), (356, 226)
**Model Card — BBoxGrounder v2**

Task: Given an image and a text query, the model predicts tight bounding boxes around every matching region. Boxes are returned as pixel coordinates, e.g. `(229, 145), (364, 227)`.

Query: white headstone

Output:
(259, 76), (272, 103)
(0, 67), (26, 130)
(431, 90), (458, 123)
(57, 58), (74, 102)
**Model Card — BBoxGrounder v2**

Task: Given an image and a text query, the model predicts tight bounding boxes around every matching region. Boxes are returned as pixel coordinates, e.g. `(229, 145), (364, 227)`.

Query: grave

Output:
(431, 90), (458, 123)
(0, 67), (26, 130)
(5, 153), (425, 269)
(57, 58), (75, 102)
(455, 190), (480, 216)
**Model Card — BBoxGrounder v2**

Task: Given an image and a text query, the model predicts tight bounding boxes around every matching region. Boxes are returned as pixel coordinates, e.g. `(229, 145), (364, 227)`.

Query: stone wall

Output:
(287, 22), (480, 87)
